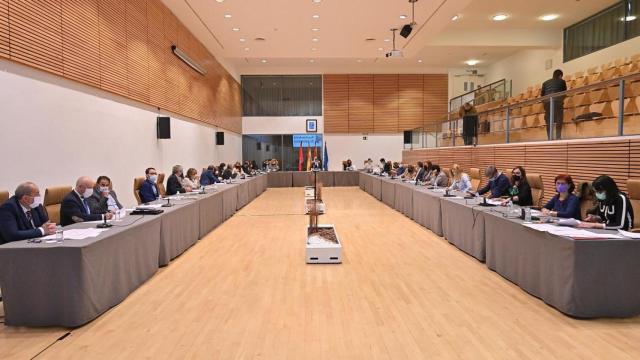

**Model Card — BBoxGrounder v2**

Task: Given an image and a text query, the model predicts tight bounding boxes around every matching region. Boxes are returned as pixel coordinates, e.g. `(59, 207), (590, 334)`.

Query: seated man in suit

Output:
(60, 176), (112, 226)
(166, 165), (190, 195)
(477, 165), (511, 199)
(0, 182), (57, 244)
(200, 165), (221, 186)
(140, 167), (160, 203)
(87, 175), (123, 214)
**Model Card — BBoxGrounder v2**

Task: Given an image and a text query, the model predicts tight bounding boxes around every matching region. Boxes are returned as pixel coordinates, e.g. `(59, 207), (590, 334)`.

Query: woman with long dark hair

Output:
(578, 175), (634, 230)
(505, 166), (532, 206)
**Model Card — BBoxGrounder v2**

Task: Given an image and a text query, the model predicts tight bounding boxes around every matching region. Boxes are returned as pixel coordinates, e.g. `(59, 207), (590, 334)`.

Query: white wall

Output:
(0, 59), (242, 207)
(324, 134), (404, 171)
(242, 116), (324, 135)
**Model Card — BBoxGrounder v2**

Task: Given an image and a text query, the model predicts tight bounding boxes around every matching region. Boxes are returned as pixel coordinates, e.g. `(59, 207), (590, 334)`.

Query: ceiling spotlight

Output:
(399, 15), (408, 19)
(622, 15), (637, 21)
(312, 38), (319, 42)
(224, 14), (232, 18)
(216, 0), (224, 3)
(465, 59), (480, 66)
(239, 38), (246, 42)
(232, 27), (240, 31)
(312, 28), (320, 31)
(418, 59), (423, 63)
(539, 14), (559, 21)
(357, 59), (363, 63)
(492, 14), (508, 21)
(261, 59), (268, 63)
(312, 0), (322, 3)
(384, 38), (391, 42)
(312, 14), (320, 19)
(244, 47), (250, 51)
(451, 14), (460, 21)
(378, 47), (384, 51)
(309, 59), (315, 63)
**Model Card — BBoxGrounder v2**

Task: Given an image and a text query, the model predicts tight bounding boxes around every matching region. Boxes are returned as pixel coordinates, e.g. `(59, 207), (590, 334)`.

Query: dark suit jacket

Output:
(166, 174), (186, 195)
(478, 173), (511, 198)
(60, 191), (102, 226)
(0, 196), (49, 244)
(140, 180), (160, 203)
(199, 170), (220, 186)
(415, 168), (426, 182)
(86, 189), (123, 214)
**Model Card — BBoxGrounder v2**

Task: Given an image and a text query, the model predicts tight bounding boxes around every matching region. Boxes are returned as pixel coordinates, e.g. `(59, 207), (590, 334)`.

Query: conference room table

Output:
(358, 172), (640, 318)
(0, 175), (267, 327)
(267, 171), (359, 188)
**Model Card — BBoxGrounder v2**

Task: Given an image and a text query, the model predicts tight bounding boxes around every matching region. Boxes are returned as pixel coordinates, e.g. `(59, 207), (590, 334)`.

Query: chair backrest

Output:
(133, 177), (145, 205)
(469, 168), (481, 191)
(442, 168), (451, 186)
(576, 182), (596, 221)
(627, 179), (640, 228)
(0, 190), (9, 204)
(526, 173), (544, 207)
(44, 186), (72, 225)
(157, 173), (166, 196)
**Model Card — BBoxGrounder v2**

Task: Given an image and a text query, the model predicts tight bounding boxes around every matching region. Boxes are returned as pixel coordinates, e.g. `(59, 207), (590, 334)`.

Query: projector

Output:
(385, 50), (403, 58)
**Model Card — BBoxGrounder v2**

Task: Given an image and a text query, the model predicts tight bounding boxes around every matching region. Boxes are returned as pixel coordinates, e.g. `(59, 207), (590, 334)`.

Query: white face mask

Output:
(149, 175), (158, 183)
(83, 188), (94, 198)
(99, 186), (110, 193)
(29, 195), (43, 209)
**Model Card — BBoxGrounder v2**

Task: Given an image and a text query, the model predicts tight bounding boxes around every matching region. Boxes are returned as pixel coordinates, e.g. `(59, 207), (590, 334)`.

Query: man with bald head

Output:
(0, 182), (56, 244)
(60, 176), (113, 226)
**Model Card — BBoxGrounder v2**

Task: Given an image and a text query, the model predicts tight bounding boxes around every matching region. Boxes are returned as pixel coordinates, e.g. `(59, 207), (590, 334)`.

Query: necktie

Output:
(25, 210), (34, 228)
(83, 199), (90, 214)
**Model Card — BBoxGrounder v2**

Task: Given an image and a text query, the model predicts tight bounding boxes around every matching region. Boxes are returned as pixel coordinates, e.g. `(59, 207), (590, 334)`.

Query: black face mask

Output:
(512, 175), (521, 181)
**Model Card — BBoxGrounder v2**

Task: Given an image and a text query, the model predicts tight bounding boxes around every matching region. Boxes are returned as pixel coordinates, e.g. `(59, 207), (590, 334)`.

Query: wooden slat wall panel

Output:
(0, 0), (9, 58)
(424, 74), (448, 127)
(348, 74), (374, 133)
(567, 140), (630, 193)
(524, 143), (568, 203)
(1, 0), (242, 133)
(630, 139), (640, 180)
(9, 0), (63, 75)
(323, 74), (349, 133)
(373, 74), (398, 133)
(474, 147), (495, 188)
(61, 0), (100, 87)
(398, 75), (423, 131)
(494, 145), (526, 174)
(451, 147), (473, 172)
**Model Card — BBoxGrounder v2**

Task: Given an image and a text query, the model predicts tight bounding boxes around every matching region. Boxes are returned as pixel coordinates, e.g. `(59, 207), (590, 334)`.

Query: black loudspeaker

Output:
(257, 142), (262, 150)
(400, 24), (413, 38)
(216, 131), (225, 145)
(403, 130), (412, 144)
(157, 117), (171, 139)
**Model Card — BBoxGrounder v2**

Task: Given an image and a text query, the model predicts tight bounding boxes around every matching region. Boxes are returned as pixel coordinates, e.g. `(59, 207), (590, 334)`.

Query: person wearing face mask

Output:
(448, 164), (472, 193)
(542, 174), (581, 219)
(182, 168), (200, 189)
(140, 167), (160, 204)
(395, 162), (405, 176)
(0, 182), (56, 244)
(578, 175), (634, 230)
(87, 175), (123, 215)
(166, 165), (190, 195)
(426, 165), (449, 187)
(477, 165), (510, 198)
(61, 176), (111, 226)
(503, 166), (532, 206)
(200, 165), (221, 186)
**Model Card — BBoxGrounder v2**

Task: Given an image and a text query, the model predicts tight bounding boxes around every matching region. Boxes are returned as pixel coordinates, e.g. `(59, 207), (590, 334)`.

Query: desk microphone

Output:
(162, 198), (173, 207)
(97, 214), (112, 228)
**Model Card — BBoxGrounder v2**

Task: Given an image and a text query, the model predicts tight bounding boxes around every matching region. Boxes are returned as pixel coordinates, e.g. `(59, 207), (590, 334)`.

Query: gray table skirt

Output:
(381, 179), (395, 208)
(237, 181), (250, 209)
(317, 172), (335, 187)
(292, 172), (313, 187)
(199, 191), (224, 238)
(248, 177), (258, 200)
(0, 216), (162, 327)
(411, 190), (443, 236)
(370, 176), (382, 200)
(334, 172), (359, 187)
(393, 183), (413, 218)
(439, 198), (486, 261)
(158, 199), (200, 266)
(268, 172), (293, 187)
(222, 184), (238, 220)
(484, 212), (640, 318)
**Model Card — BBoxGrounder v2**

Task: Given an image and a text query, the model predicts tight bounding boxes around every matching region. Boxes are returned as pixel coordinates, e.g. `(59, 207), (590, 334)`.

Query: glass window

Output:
(242, 75), (322, 116)
(242, 134), (323, 171)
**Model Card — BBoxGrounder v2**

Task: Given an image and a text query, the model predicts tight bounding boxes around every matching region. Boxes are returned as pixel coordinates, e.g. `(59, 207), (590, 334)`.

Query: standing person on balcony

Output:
(458, 102), (478, 146)
(541, 69), (567, 141)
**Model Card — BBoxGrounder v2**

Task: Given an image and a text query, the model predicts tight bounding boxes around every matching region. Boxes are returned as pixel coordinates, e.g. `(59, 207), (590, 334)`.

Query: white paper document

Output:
(136, 204), (163, 209)
(41, 228), (109, 240)
(618, 230), (640, 239)
(523, 223), (623, 239)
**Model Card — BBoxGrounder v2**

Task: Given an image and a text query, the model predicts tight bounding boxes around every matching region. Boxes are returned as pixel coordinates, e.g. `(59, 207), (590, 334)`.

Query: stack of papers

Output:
(523, 223), (623, 239)
(42, 228), (110, 241)
(618, 230), (640, 239)
(136, 204), (163, 210)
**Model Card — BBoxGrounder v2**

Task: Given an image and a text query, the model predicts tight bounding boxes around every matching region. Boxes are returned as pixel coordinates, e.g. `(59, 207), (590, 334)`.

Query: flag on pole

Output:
(306, 143), (312, 171)
(313, 144), (318, 161)
(323, 142), (329, 171)
(298, 143), (304, 171)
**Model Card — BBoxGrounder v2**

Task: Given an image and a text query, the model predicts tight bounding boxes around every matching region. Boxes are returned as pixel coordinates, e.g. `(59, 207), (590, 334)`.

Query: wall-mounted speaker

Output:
(216, 131), (225, 145)
(403, 130), (412, 144)
(157, 117), (171, 139)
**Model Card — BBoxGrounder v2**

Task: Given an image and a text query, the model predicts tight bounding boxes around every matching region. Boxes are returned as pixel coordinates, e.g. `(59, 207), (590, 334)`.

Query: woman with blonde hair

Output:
(182, 168), (200, 190)
(401, 164), (417, 181)
(448, 164), (472, 192)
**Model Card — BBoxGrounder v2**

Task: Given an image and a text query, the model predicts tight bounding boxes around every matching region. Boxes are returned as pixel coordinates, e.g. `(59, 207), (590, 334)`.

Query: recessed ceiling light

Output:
(312, 14), (320, 19)
(399, 15), (408, 19)
(239, 38), (246, 42)
(622, 15), (637, 21)
(312, 28), (320, 31)
(539, 14), (559, 21)
(312, 0), (322, 3)
(311, 47), (317, 51)
(465, 59), (480, 66)
(261, 59), (267, 63)
(378, 47), (384, 51)
(312, 38), (319, 42)
(232, 27), (240, 31)
(357, 59), (363, 63)
(384, 38), (391, 42)
(492, 14), (508, 21)
(244, 47), (250, 51)
(215, 0), (224, 3)
(451, 14), (461, 21)
(224, 14), (232, 19)
(418, 59), (423, 63)
(309, 59), (315, 63)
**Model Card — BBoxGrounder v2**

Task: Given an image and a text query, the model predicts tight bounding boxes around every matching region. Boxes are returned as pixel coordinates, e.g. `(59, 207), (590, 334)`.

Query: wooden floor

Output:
(2, 187), (640, 359)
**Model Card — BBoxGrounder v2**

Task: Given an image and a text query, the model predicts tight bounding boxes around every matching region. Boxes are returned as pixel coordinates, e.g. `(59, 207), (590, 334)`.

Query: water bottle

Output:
(55, 225), (64, 243)
(507, 201), (513, 217)
(524, 207), (532, 222)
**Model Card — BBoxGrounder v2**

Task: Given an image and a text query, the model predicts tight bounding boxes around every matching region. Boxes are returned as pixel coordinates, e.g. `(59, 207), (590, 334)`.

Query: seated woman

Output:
(401, 165), (417, 181)
(345, 159), (356, 171)
(504, 166), (532, 206)
(542, 174), (581, 219)
(578, 175), (634, 230)
(233, 162), (247, 178)
(87, 175), (123, 214)
(427, 165), (449, 187)
(448, 164), (472, 192)
(182, 168), (200, 190)
(269, 159), (280, 172)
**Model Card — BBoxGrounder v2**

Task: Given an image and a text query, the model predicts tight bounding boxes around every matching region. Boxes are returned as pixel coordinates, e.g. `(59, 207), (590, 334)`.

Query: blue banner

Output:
(292, 134), (322, 147)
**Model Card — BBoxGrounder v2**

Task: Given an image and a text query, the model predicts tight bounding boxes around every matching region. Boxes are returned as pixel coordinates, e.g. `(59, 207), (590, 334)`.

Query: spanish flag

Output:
(298, 143), (304, 171)
(306, 143), (312, 171)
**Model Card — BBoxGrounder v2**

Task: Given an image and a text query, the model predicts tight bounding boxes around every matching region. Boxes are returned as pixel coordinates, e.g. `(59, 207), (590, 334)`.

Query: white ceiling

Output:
(162, 0), (619, 76)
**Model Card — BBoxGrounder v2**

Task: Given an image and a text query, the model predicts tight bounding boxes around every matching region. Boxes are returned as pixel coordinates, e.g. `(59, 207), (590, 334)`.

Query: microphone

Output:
(97, 214), (112, 228)
(162, 198), (173, 207)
